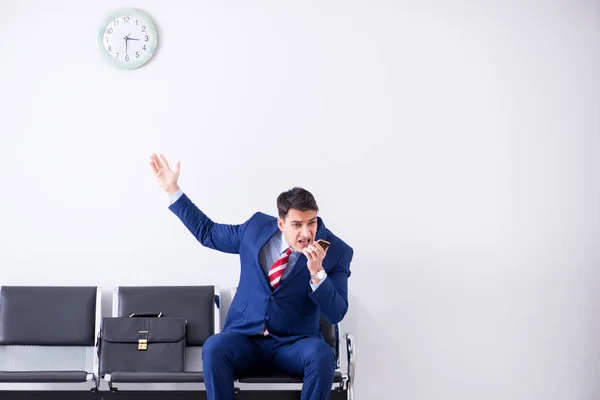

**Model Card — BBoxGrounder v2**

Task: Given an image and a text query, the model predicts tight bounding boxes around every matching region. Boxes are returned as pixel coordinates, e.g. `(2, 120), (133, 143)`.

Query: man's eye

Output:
(309, 221), (316, 225)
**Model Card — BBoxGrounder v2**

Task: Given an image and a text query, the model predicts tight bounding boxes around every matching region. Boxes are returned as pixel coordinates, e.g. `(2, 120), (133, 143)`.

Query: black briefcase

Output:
(99, 313), (187, 374)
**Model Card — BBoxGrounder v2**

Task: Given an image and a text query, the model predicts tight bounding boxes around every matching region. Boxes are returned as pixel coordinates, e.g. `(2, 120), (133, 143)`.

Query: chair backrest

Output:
(319, 316), (340, 368)
(114, 286), (219, 373)
(319, 316), (336, 348)
(0, 286), (100, 373)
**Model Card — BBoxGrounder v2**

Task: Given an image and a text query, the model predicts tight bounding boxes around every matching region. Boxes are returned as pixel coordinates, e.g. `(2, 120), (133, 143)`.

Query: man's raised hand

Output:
(149, 153), (180, 195)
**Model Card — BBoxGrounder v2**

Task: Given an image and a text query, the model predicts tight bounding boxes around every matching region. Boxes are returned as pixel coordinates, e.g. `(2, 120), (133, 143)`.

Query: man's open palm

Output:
(149, 153), (180, 194)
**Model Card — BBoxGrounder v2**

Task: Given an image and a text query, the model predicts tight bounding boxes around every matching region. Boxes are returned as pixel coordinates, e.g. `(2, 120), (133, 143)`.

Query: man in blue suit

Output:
(150, 154), (353, 400)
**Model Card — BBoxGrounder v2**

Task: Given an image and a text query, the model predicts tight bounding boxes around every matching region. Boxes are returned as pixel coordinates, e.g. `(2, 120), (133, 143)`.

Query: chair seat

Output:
(237, 370), (344, 384)
(0, 371), (89, 382)
(108, 371), (204, 383)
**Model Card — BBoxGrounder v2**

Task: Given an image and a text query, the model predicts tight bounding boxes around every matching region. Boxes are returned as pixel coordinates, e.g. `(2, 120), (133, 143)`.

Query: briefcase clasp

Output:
(138, 330), (148, 351)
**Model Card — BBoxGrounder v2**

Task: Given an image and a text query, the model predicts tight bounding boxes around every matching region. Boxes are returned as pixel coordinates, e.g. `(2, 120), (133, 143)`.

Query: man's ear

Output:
(277, 218), (285, 232)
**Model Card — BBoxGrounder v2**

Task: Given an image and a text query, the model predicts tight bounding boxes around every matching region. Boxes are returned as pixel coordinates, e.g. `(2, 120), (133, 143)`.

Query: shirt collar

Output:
(280, 232), (292, 254)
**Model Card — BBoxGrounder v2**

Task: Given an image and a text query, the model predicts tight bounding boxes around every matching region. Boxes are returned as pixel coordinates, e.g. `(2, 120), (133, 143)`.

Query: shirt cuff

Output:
(169, 188), (184, 204)
(309, 273), (327, 291)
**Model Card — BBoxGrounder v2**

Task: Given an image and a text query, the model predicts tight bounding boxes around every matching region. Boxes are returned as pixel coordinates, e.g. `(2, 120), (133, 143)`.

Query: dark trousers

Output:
(202, 331), (336, 400)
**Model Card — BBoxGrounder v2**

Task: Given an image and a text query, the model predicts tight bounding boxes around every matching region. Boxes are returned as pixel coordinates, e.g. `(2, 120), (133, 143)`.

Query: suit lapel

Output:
(255, 219), (280, 292)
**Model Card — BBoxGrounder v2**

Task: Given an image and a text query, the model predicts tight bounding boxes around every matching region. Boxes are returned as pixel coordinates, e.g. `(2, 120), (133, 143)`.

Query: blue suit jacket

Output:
(169, 194), (353, 343)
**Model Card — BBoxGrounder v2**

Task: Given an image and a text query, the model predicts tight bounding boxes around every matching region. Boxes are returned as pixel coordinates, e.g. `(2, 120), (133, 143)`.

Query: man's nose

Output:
(301, 225), (311, 237)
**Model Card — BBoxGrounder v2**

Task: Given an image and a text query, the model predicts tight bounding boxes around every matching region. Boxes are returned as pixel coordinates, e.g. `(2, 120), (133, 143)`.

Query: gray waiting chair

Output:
(0, 286), (101, 389)
(102, 285), (220, 391)
(230, 288), (356, 400)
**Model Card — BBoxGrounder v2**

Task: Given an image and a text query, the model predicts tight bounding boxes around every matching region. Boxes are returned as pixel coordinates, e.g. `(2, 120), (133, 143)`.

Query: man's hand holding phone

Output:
(303, 239), (330, 275)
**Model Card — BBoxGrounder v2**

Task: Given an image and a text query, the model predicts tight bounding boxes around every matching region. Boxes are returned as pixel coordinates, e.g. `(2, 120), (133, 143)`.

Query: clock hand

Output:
(125, 33), (132, 56)
(115, 38), (126, 58)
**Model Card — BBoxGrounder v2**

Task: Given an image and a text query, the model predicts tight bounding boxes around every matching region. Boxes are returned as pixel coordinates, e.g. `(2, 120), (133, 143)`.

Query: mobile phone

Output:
(316, 239), (331, 250)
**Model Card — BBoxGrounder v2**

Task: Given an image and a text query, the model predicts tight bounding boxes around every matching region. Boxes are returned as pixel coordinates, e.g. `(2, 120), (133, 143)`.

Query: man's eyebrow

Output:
(291, 217), (318, 223)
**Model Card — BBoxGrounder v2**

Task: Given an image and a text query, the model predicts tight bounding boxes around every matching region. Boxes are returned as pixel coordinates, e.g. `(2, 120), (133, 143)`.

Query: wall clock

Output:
(98, 8), (158, 70)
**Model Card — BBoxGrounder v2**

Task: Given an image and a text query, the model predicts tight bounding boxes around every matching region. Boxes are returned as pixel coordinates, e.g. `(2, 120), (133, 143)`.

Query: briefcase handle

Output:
(128, 312), (163, 318)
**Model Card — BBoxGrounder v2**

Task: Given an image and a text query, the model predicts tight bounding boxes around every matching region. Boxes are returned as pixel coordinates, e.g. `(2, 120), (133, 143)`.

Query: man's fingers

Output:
(155, 153), (164, 169)
(149, 160), (158, 174)
(150, 154), (163, 173)
(149, 154), (159, 170)
(303, 248), (313, 261)
(310, 244), (324, 258)
(305, 246), (322, 261)
(160, 154), (171, 170)
(313, 243), (325, 256)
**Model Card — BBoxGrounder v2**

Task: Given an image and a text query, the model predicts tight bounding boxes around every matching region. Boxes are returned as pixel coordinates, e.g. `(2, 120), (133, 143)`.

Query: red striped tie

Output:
(268, 247), (292, 290)
(263, 247), (292, 336)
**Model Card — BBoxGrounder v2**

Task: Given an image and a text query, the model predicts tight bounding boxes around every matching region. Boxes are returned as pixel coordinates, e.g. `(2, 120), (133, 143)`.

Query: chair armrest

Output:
(345, 332), (355, 399)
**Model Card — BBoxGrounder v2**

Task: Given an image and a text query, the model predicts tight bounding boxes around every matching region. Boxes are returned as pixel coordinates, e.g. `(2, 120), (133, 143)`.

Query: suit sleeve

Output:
(308, 247), (353, 324)
(168, 193), (250, 254)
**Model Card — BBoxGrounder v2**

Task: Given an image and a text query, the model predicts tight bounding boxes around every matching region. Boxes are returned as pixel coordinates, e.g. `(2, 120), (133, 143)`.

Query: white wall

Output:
(1, 0), (599, 398)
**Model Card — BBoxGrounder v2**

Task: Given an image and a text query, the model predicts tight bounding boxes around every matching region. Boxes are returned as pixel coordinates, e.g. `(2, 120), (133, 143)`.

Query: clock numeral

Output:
(123, 16), (130, 23)
(115, 52), (119, 59)
(145, 35), (149, 42)
(108, 46), (112, 53)
(106, 37), (109, 43)
(142, 45), (147, 51)
(136, 19), (139, 26)
(125, 55), (130, 62)
(135, 52), (140, 59)
(106, 28), (113, 34)
(113, 20), (119, 26)
(141, 26), (146, 32)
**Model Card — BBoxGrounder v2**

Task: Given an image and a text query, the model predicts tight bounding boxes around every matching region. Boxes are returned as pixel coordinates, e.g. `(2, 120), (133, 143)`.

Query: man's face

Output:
(278, 208), (318, 253)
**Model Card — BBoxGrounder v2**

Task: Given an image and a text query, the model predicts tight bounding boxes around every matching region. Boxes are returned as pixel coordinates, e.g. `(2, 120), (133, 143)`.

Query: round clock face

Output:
(98, 9), (158, 70)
